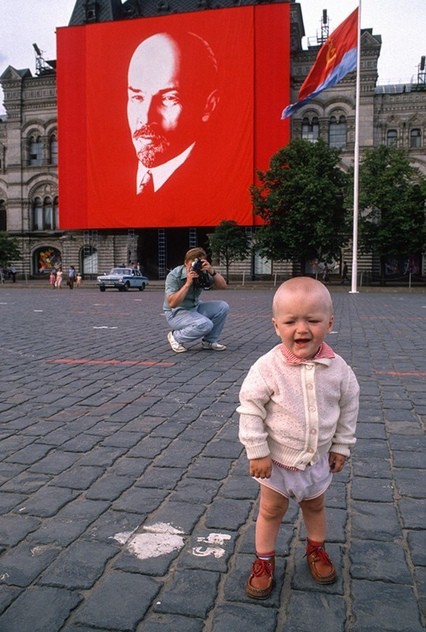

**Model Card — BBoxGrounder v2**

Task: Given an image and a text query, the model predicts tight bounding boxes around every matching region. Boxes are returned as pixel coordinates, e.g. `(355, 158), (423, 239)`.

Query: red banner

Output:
(57, 4), (290, 229)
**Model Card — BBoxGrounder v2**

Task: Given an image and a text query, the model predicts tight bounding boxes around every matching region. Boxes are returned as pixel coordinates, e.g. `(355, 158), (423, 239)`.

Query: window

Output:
(32, 197), (43, 230)
(29, 135), (43, 166)
(0, 199), (6, 231)
(386, 129), (398, 147)
(410, 128), (421, 148)
(32, 196), (58, 230)
(43, 198), (53, 230)
(301, 117), (319, 142)
(53, 196), (59, 228)
(49, 135), (58, 165)
(329, 115), (346, 148)
(81, 244), (98, 275)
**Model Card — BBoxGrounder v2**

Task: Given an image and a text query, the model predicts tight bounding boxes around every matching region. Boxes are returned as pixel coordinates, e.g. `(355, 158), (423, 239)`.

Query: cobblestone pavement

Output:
(0, 285), (425, 632)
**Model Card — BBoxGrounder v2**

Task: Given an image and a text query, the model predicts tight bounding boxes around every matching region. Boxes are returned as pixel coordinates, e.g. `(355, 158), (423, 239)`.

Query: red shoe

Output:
(306, 541), (337, 584)
(245, 556), (275, 599)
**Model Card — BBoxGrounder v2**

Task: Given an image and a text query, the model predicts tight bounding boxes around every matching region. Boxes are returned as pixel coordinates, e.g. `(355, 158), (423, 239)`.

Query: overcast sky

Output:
(1, 0), (425, 114)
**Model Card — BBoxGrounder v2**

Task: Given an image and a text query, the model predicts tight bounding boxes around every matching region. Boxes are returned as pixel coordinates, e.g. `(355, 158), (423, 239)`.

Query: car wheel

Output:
(124, 281), (130, 290)
(99, 286), (106, 292)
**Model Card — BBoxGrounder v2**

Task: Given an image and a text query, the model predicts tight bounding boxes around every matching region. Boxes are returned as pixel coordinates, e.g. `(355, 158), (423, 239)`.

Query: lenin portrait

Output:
(57, 5), (290, 229)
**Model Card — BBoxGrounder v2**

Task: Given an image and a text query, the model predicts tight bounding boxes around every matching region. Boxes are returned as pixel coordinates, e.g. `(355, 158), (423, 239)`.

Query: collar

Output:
(280, 342), (335, 366)
(136, 143), (195, 193)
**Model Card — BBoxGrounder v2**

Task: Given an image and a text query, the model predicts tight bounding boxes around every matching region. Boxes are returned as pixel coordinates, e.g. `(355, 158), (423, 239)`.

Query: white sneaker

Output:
(201, 340), (227, 351)
(167, 331), (187, 353)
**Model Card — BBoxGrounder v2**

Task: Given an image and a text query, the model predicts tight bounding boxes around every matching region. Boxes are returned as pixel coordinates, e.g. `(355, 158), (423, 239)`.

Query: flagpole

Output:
(350, 1), (361, 293)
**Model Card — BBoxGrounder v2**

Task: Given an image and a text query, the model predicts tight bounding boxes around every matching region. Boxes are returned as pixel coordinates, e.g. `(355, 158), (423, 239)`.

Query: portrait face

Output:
(57, 4), (290, 229)
(127, 32), (218, 168)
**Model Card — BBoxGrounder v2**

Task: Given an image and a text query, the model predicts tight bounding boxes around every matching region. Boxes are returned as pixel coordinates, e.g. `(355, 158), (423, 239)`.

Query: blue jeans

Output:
(166, 301), (229, 346)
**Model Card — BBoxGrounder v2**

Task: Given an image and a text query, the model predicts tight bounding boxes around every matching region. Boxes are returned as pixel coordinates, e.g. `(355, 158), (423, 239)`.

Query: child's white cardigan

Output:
(238, 344), (359, 471)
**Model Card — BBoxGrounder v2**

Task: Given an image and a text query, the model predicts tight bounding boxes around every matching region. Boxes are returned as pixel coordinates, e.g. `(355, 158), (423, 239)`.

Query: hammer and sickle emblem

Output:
(326, 38), (337, 66)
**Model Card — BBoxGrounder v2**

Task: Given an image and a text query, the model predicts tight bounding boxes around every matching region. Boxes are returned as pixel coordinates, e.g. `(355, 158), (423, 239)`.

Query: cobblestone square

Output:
(0, 285), (425, 631)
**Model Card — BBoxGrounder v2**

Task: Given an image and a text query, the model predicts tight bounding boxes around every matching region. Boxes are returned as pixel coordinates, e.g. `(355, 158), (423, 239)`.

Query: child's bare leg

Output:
(246, 485), (288, 599)
(299, 493), (336, 584)
(255, 484), (289, 552)
(299, 493), (326, 542)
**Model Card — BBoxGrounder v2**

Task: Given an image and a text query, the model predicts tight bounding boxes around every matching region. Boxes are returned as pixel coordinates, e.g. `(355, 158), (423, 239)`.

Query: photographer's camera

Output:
(190, 258), (212, 290)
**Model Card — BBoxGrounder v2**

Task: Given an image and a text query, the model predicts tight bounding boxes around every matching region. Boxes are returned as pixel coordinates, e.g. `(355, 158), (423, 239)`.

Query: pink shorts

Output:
(254, 454), (332, 502)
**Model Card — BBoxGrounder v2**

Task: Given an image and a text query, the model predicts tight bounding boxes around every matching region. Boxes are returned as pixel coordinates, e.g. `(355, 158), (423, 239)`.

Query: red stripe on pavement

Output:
(49, 358), (175, 367)
(375, 370), (426, 377)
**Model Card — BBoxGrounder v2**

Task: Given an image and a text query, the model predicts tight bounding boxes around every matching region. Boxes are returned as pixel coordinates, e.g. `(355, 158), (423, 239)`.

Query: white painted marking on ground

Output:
(192, 533), (232, 559)
(112, 522), (185, 560)
(112, 526), (232, 561)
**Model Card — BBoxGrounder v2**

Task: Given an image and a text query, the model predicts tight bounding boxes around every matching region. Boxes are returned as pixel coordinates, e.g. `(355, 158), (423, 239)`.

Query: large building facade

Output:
(1, 0), (425, 281)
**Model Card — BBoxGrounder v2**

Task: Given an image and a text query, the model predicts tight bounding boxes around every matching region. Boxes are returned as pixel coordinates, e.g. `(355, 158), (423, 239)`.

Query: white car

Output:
(97, 267), (149, 292)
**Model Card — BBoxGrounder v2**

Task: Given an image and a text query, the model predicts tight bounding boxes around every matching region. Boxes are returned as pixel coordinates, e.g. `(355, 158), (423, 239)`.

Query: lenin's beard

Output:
(133, 125), (170, 168)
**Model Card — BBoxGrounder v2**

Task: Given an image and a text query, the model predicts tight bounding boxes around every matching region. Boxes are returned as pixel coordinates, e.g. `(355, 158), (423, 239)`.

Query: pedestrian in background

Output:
(238, 277), (359, 599)
(49, 268), (56, 289)
(322, 263), (330, 284)
(68, 265), (76, 289)
(55, 266), (63, 289)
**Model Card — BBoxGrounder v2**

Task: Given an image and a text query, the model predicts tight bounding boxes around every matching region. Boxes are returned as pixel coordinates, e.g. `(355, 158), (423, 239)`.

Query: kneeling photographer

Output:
(164, 247), (229, 353)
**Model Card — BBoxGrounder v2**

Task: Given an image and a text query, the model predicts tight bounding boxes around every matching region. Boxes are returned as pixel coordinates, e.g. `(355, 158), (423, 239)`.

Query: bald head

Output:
(272, 277), (333, 319)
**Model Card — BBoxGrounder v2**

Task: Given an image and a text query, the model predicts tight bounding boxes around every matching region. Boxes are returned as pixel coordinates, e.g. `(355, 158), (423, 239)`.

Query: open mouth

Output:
(295, 338), (311, 346)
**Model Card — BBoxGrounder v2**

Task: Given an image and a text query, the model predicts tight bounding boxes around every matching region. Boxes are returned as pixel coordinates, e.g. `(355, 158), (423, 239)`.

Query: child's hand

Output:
(329, 452), (346, 473)
(250, 456), (272, 479)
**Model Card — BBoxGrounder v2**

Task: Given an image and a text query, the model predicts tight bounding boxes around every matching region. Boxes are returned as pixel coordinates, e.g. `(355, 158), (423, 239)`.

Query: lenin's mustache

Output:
(133, 125), (168, 145)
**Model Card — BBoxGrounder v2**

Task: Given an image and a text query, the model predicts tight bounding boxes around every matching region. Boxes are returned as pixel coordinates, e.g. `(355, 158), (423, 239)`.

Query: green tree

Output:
(0, 232), (21, 267)
(357, 145), (426, 283)
(251, 139), (350, 274)
(208, 220), (250, 283)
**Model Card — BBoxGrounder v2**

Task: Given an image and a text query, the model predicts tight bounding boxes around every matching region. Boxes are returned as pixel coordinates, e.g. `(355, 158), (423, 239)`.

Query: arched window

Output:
(29, 135), (43, 166)
(410, 128), (421, 148)
(386, 129), (398, 147)
(329, 115), (347, 148)
(301, 116), (319, 142)
(32, 196), (58, 230)
(49, 135), (58, 165)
